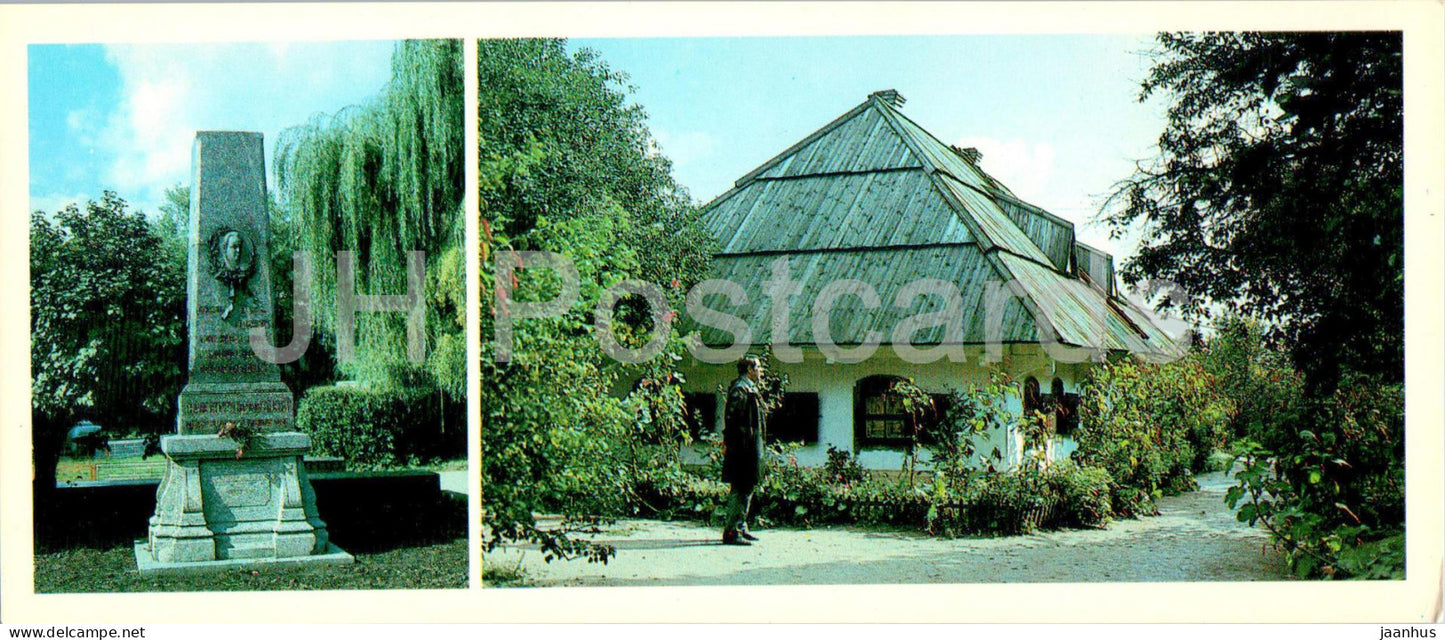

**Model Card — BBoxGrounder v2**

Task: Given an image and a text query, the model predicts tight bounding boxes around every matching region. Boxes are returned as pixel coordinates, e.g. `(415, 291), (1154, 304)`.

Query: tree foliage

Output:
(1075, 354), (1234, 516)
(31, 192), (187, 428)
(476, 39), (713, 288)
(275, 39), (465, 396)
(478, 39), (714, 561)
(1197, 316), (1305, 443)
(1229, 373), (1404, 579)
(1192, 317), (1403, 579)
(30, 193), (188, 487)
(1107, 32), (1403, 391)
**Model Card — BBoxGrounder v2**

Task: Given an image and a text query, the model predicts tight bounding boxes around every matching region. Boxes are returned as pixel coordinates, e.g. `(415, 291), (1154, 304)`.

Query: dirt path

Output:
(485, 471), (1292, 586)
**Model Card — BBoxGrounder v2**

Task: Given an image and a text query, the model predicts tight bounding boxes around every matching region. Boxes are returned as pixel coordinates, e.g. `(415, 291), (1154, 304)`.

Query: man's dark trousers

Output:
(723, 480), (754, 537)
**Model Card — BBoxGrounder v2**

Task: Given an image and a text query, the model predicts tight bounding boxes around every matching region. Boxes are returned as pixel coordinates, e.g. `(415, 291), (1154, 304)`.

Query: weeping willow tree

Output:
(274, 40), (465, 398)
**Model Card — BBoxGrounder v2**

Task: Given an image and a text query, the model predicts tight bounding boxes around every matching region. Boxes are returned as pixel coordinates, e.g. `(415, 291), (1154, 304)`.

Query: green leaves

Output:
(1111, 33), (1403, 392)
(297, 385), (463, 470)
(276, 40), (465, 394)
(1225, 374), (1403, 579)
(30, 194), (186, 432)
(478, 39), (716, 563)
(1074, 354), (1231, 516)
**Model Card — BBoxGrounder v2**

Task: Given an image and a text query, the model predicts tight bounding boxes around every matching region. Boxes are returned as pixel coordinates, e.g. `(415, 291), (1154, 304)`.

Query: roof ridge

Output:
(871, 100), (1027, 257)
(867, 99), (1069, 346)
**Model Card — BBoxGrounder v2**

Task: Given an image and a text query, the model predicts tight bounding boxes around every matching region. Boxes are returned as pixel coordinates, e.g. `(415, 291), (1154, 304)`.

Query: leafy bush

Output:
(720, 444), (840, 527)
(925, 462), (1113, 536)
(1045, 461), (1114, 529)
(1229, 374), (1403, 579)
(822, 446), (866, 485)
(943, 471), (1052, 536)
(636, 440), (1114, 539)
(297, 385), (463, 469)
(476, 40), (715, 565)
(1198, 317), (1306, 446)
(1194, 317), (1403, 579)
(1074, 355), (1233, 516)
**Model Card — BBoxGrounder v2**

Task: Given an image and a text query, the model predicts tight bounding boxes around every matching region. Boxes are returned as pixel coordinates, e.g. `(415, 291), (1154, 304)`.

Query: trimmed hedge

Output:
(635, 455), (1113, 538)
(296, 385), (464, 469)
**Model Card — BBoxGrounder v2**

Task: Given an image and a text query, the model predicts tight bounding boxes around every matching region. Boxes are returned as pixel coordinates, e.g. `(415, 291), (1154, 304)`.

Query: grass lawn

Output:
(55, 457), (166, 482)
(35, 538), (468, 592)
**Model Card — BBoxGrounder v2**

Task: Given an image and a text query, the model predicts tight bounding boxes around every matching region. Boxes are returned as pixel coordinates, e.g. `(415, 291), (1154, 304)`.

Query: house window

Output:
(1022, 376), (1042, 415)
(767, 393), (820, 445)
(916, 393), (953, 446)
(853, 376), (947, 448)
(1020, 375), (1056, 434)
(855, 376), (909, 447)
(683, 392), (717, 440)
(1052, 378), (1080, 436)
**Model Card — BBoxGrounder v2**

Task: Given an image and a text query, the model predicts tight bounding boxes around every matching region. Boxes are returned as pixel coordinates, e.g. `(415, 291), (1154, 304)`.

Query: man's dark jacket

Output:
(722, 377), (765, 487)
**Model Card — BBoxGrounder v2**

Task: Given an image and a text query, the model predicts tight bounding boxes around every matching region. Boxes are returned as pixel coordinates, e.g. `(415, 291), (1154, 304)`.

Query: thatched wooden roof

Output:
(695, 90), (1178, 355)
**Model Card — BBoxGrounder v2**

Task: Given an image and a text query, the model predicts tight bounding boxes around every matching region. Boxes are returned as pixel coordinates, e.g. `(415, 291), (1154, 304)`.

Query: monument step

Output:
(134, 541), (353, 575)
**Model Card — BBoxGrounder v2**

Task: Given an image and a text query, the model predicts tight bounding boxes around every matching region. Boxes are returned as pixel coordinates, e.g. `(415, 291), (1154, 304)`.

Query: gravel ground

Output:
(485, 471), (1292, 586)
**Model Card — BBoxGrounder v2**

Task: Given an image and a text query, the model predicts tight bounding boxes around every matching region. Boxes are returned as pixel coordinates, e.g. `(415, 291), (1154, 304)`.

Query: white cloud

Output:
(953, 136), (1056, 203)
(65, 108), (101, 148)
(95, 42), (395, 214)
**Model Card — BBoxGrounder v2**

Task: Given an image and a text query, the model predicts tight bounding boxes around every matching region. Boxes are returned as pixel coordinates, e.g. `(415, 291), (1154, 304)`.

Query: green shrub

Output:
(1045, 461), (1114, 529)
(1229, 374), (1403, 579)
(1195, 317), (1403, 579)
(636, 440), (1115, 539)
(925, 463), (1111, 536)
(822, 446), (866, 485)
(954, 471), (1052, 535)
(752, 445), (837, 527)
(632, 467), (728, 523)
(1074, 355), (1232, 515)
(1198, 317), (1306, 447)
(297, 385), (462, 469)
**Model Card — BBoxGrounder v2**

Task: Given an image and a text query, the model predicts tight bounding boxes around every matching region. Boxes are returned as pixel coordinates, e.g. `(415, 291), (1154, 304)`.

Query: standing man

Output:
(722, 354), (766, 546)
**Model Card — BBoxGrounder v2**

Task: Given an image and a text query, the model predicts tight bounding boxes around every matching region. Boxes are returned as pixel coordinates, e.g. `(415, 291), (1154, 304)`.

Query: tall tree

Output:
(275, 39), (465, 396)
(1107, 32), (1402, 392)
(31, 193), (187, 489)
(478, 39), (713, 563)
(476, 39), (713, 288)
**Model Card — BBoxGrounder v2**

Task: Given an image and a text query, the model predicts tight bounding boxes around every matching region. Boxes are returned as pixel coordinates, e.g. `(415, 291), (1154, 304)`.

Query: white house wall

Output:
(678, 343), (1090, 472)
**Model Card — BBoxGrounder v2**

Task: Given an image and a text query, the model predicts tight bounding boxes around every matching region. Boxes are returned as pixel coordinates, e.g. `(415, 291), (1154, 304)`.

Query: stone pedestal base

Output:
(136, 432), (352, 573)
(133, 541), (354, 575)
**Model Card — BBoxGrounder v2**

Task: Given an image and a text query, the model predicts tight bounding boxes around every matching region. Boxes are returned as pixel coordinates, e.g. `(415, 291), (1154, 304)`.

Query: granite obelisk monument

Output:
(136, 131), (351, 572)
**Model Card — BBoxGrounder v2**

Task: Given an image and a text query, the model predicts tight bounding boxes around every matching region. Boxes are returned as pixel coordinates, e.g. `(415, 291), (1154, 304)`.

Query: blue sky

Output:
(29, 41), (397, 218)
(571, 35), (1167, 260)
(30, 36), (1170, 263)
